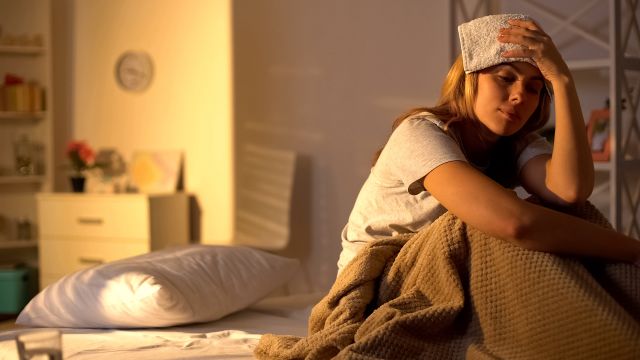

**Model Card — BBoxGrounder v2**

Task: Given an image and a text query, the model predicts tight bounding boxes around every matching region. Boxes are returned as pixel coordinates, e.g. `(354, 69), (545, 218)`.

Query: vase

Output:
(70, 176), (86, 193)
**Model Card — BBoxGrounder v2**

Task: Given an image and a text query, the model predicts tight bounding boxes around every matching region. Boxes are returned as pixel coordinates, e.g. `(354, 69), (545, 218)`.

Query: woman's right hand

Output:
(498, 18), (571, 86)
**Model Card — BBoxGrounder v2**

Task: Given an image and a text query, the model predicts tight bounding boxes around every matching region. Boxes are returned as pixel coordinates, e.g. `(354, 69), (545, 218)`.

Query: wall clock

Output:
(115, 51), (154, 92)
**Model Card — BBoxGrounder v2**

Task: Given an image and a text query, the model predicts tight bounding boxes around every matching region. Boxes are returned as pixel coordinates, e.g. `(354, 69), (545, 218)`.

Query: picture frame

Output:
(129, 151), (182, 194)
(586, 108), (611, 162)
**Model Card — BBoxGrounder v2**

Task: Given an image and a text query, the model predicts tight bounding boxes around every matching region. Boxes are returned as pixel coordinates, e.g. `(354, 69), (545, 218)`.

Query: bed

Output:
(0, 292), (320, 360)
(0, 241), (319, 360)
(0, 144), (311, 360)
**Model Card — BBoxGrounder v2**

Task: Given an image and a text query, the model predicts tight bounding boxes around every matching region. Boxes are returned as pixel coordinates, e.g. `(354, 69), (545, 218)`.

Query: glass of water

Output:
(13, 134), (35, 176)
(15, 330), (62, 360)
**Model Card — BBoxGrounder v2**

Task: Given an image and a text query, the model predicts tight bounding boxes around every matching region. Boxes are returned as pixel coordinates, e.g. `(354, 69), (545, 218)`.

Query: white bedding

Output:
(0, 293), (320, 360)
(18, 245), (302, 329)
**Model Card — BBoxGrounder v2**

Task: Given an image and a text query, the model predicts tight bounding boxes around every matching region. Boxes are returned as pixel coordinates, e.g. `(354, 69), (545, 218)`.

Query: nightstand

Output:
(36, 193), (189, 289)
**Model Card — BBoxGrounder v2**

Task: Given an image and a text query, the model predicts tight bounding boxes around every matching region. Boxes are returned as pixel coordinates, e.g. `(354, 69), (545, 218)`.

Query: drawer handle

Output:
(77, 217), (104, 225)
(78, 257), (105, 266)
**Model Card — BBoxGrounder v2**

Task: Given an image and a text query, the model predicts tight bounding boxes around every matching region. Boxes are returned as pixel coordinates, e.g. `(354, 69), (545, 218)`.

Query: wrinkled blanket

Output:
(255, 202), (640, 359)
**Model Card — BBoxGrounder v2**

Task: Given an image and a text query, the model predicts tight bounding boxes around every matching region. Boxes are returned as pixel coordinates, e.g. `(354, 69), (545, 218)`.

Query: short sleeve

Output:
(375, 116), (467, 195)
(517, 133), (553, 171)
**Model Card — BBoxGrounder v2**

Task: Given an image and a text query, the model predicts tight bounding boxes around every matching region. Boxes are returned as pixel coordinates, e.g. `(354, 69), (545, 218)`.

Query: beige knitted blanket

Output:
(255, 202), (640, 359)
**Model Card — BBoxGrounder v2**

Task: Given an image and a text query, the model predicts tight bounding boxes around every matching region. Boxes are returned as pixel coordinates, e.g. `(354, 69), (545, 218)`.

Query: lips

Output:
(500, 108), (521, 122)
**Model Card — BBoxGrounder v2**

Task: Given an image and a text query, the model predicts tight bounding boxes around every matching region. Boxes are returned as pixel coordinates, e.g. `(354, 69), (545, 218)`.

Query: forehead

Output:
(486, 62), (543, 79)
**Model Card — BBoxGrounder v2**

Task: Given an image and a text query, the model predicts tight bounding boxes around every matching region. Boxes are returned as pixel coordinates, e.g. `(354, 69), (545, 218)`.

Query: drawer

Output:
(39, 238), (149, 279)
(38, 195), (149, 239)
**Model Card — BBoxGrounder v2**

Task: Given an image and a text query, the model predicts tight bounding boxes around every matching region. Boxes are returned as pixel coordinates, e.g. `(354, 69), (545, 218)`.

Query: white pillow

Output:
(17, 245), (300, 328)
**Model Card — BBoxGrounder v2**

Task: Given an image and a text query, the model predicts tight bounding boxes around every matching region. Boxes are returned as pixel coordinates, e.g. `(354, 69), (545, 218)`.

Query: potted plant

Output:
(66, 140), (96, 192)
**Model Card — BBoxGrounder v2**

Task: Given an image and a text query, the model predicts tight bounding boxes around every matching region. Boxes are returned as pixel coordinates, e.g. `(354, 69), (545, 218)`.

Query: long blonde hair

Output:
(373, 55), (551, 186)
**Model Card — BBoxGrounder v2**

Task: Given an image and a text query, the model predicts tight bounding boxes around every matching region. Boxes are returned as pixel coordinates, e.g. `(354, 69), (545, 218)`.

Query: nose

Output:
(509, 82), (526, 104)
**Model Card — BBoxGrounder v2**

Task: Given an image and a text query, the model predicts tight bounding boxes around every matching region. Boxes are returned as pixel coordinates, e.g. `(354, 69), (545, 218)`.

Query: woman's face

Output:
(473, 62), (544, 137)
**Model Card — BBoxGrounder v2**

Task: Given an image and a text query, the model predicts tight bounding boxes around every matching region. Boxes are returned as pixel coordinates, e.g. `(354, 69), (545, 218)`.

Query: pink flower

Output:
(66, 140), (95, 173)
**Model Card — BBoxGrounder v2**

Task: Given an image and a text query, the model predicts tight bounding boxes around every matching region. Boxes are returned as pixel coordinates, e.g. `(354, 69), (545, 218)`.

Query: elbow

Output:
(499, 213), (543, 252)
(546, 180), (593, 206)
(554, 188), (592, 206)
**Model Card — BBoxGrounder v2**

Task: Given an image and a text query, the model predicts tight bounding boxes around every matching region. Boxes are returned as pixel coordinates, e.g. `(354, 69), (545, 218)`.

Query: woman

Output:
(337, 14), (640, 274)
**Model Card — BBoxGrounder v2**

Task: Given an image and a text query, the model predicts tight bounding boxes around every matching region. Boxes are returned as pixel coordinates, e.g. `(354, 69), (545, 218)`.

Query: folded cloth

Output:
(458, 13), (536, 73)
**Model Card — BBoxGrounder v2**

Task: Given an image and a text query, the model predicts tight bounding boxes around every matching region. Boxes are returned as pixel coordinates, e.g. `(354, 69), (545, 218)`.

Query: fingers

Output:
(497, 21), (569, 83)
(501, 48), (536, 59)
(498, 31), (546, 50)
(499, 18), (548, 44)
(497, 22), (551, 58)
(496, 18), (570, 82)
(506, 18), (543, 32)
(499, 25), (546, 43)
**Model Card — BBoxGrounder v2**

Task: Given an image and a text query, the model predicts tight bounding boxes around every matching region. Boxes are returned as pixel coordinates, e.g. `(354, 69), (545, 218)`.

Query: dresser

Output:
(36, 193), (189, 289)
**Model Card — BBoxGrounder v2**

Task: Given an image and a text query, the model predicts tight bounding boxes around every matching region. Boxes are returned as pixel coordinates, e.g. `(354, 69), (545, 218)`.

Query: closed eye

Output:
(526, 84), (542, 95)
(497, 74), (541, 95)
(498, 75), (515, 83)
(526, 81), (544, 95)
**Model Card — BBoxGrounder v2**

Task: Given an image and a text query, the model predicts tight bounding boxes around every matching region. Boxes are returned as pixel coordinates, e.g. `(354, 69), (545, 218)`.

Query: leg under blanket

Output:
(255, 202), (640, 359)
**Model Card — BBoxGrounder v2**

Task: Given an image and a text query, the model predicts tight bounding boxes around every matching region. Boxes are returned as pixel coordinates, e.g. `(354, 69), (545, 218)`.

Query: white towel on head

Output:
(458, 14), (536, 73)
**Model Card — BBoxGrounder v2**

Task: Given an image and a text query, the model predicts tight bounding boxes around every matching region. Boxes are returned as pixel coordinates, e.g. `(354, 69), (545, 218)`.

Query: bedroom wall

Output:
(50, 0), (450, 293)
(233, 1), (450, 291)
(66, 0), (234, 243)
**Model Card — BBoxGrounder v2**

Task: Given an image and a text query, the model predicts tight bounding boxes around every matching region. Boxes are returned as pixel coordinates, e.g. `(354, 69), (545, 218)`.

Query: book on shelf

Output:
(0, 262), (27, 270)
(0, 74), (45, 113)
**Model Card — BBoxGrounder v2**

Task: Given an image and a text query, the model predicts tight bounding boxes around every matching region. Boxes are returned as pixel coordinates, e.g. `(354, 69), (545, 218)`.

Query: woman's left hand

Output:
(498, 18), (570, 85)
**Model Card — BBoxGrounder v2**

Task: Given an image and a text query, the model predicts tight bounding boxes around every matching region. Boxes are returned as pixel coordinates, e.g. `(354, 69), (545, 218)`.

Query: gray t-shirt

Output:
(337, 112), (552, 273)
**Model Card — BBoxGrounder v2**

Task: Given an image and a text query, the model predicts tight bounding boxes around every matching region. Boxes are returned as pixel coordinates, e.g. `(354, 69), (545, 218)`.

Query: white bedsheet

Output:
(0, 293), (320, 360)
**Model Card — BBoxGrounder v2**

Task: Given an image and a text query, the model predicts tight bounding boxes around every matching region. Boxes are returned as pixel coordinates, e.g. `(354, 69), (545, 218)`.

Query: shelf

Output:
(593, 161), (611, 172)
(0, 240), (37, 250)
(0, 111), (45, 121)
(593, 160), (640, 172)
(0, 175), (44, 185)
(566, 59), (610, 71)
(0, 45), (45, 56)
(494, 0), (637, 235)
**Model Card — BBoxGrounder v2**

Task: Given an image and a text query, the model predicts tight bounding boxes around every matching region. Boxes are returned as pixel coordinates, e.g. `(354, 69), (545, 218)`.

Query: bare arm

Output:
(543, 74), (595, 202)
(424, 161), (640, 264)
(501, 19), (595, 205)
